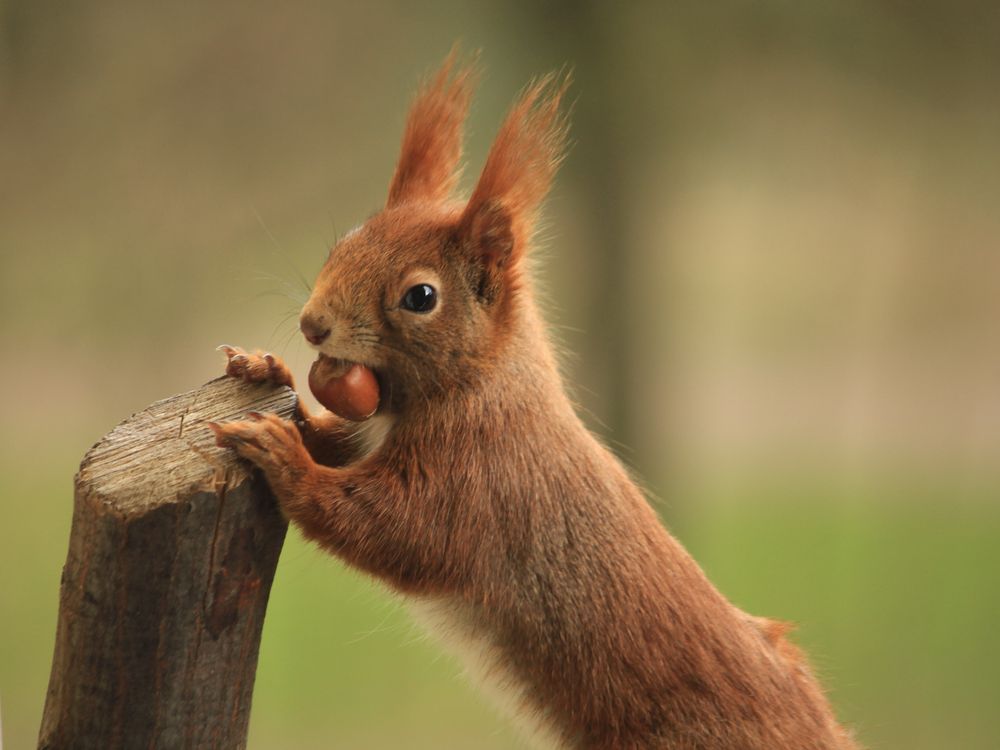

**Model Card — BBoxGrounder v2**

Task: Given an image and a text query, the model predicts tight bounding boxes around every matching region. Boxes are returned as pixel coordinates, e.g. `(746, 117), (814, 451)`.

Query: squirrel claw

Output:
(219, 345), (293, 388)
(205, 421), (228, 447)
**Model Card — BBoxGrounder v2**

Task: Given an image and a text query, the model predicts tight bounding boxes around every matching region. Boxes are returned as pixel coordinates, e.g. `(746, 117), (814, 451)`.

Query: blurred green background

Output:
(2, 1), (999, 748)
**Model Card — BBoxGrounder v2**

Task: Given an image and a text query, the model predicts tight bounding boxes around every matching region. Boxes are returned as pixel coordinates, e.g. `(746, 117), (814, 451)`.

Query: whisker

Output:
(266, 309), (302, 349)
(251, 288), (309, 305)
(252, 206), (313, 294)
(240, 269), (311, 306)
(327, 212), (340, 246)
(277, 322), (302, 355)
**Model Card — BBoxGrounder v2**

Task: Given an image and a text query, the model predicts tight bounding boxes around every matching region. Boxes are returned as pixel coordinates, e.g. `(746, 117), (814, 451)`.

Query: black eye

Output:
(401, 284), (437, 313)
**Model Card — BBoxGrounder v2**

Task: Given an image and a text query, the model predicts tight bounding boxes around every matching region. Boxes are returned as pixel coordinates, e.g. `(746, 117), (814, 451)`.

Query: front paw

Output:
(208, 412), (312, 497)
(218, 345), (294, 388)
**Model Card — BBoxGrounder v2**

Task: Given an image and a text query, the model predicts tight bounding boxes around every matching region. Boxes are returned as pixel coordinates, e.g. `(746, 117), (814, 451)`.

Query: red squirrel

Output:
(210, 55), (860, 749)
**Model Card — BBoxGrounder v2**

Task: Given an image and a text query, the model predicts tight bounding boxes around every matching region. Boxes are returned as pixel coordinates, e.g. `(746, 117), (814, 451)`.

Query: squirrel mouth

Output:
(308, 355), (381, 422)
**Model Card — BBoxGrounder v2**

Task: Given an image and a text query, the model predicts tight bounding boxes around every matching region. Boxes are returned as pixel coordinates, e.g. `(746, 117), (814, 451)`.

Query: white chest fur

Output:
(355, 415), (565, 745)
(407, 596), (565, 749)
(354, 413), (395, 457)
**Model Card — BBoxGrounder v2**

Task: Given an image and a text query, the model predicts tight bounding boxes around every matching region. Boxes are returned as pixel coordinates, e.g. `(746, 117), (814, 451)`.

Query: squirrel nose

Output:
(300, 313), (331, 346)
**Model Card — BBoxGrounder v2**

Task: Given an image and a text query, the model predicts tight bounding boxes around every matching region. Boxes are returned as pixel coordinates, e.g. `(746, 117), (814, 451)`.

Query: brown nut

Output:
(308, 356), (380, 421)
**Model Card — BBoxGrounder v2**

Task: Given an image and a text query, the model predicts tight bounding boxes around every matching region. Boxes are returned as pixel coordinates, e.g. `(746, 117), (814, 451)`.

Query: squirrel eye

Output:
(401, 283), (437, 313)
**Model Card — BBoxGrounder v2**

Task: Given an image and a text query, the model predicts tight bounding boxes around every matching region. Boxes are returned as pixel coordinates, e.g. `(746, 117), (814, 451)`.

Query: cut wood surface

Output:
(39, 376), (297, 750)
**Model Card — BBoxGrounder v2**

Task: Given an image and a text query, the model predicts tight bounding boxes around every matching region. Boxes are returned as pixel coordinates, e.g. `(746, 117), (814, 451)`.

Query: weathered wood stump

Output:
(39, 377), (297, 749)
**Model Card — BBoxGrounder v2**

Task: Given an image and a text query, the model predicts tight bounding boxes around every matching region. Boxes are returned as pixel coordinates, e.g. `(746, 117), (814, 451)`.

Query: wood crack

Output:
(39, 377), (293, 748)
(177, 390), (201, 438)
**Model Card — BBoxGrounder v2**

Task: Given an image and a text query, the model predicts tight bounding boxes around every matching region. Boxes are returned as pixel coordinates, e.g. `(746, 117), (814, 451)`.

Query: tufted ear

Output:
(458, 73), (569, 303)
(386, 51), (477, 208)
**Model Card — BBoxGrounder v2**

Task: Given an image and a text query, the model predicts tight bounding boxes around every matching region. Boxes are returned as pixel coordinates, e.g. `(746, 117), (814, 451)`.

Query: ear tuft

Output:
(460, 72), (570, 261)
(386, 49), (478, 208)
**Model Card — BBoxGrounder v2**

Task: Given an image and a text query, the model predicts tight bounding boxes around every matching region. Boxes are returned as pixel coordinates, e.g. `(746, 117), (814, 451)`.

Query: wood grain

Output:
(39, 377), (297, 750)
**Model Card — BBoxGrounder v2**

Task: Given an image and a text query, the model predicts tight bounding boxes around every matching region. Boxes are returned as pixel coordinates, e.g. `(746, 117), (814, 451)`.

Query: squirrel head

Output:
(300, 53), (569, 410)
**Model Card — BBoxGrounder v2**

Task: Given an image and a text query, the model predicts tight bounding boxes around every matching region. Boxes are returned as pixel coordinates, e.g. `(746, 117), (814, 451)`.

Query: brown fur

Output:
(386, 48), (475, 208)
(214, 56), (861, 749)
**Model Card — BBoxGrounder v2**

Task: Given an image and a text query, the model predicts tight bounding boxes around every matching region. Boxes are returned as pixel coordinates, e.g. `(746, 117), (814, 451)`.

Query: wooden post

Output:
(39, 377), (296, 750)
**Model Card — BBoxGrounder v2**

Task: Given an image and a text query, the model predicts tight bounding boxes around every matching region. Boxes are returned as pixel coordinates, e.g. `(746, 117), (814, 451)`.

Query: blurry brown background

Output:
(2, 2), (999, 748)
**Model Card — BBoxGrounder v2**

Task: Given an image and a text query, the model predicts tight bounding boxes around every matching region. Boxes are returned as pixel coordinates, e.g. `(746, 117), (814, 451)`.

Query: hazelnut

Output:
(308, 356), (380, 421)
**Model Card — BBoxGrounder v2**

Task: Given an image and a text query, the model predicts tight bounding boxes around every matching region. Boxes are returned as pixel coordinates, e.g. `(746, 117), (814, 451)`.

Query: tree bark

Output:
(39, 376), (296, 750)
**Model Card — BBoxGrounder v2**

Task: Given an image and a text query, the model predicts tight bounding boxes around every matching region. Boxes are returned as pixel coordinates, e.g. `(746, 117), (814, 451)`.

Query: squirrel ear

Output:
(386, 50), (476, 208)
(458, 200), (514, 304)
(460, 73), (569, 268)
